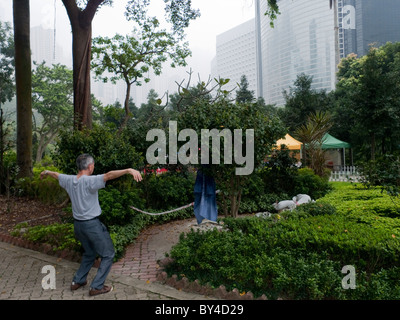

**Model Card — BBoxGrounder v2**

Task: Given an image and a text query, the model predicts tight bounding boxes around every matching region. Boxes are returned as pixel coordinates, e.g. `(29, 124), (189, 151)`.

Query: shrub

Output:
(141, 171), (195, 210)
(0, 151), (18, 195)
(166, 228), (346, 299)
(16, 164), (68, 205)
(18, 223), (81, 252)
(53, 125), (144, 175)
(293, 168), (331, 199)
(167, 183), (400, 299)
(99, 186), (145, 226)
(295, 201), (337, 217)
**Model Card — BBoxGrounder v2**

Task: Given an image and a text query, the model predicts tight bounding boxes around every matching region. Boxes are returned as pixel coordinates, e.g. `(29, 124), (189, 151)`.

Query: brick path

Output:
(0, 217), (212, 300)
(112, 227), (160, 282)
(111, 218), (197, 282)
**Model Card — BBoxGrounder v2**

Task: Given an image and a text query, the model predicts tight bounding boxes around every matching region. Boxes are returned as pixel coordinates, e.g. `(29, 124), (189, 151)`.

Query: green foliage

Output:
(53, 125), (144, 175)
(0, 20), (15, 105)
(16, 163), (67, 205)
(31, 62), (73, 162)
(295, 201), (336, 217)
(293, 168), (331, 199)
(262, 145), (298, 195)
(334, 43), (400, 161)
(141, 171), (195, 210)
(279, 73), (332, 133)
(0, 150), (18, 195)
(178, 98), (286, 217)
(19, 223), (80, 252)
(98, 186), (145, 226)
(167, 182), (400, 299)
(235, 75), (255, 104)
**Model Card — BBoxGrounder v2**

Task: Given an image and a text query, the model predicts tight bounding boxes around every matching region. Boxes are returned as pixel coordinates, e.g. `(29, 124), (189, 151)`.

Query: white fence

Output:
(329, 166), (361, 182)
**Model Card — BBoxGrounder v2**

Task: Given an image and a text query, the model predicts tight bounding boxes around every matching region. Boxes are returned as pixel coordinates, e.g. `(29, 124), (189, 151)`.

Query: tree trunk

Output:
(13, 0), (32, 178)
(62, 0), (104, 130)
(371, 132), (376, 161)
(72, 25), (92, 130)
(119, 82), (132, 132)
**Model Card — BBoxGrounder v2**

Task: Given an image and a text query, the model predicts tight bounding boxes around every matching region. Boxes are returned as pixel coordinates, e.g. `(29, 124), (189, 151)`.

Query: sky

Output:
(0, 0), (256, 104)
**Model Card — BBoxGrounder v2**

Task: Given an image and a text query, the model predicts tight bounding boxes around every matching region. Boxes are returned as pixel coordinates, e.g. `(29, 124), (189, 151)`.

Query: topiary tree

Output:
(53, 125), (144, 176)
(177, 96), (285, 217)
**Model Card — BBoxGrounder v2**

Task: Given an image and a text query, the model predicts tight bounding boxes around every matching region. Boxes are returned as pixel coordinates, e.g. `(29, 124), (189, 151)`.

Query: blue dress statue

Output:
(193, 168), (218, 224)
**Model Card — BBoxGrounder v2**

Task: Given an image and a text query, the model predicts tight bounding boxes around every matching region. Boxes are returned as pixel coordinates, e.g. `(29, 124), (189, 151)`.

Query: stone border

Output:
(156, 258), (269, 300)
(0, 231), (271, 300)
(0, 232), (83, 263)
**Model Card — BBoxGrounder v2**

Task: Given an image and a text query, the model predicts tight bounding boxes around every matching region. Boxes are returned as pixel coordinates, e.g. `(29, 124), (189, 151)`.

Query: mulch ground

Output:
(0, 195), (67, 234)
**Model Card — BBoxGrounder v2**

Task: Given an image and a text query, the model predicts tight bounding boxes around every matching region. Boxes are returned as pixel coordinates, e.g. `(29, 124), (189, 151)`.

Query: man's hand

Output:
(40, 170), (48, 180)
(128, 168), (142, 182)
(40, 170), (59, 180)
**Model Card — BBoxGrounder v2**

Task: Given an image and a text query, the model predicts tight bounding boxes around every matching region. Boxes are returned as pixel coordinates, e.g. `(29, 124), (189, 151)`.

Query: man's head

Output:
(76, 154), (95, 174)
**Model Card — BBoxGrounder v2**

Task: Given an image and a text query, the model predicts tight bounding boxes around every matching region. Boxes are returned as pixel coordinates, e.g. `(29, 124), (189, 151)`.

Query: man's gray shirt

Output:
(59, 174), (106, 221)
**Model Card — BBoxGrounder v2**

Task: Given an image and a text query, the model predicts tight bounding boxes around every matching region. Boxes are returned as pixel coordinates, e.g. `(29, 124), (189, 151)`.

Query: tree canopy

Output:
(335, 42), (400, 160)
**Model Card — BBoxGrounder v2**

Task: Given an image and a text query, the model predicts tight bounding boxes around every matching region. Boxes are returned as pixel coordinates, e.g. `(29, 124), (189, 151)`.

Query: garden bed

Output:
(163, 182), (400, 300)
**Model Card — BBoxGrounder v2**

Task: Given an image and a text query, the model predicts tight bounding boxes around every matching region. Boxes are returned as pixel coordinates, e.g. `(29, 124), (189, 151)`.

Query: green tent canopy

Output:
(321, 133), (351, 149)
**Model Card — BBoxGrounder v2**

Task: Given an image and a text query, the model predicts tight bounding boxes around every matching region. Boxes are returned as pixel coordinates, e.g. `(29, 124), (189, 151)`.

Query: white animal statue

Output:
(292, 194), (312, 205)
(272, 200), (297, 212)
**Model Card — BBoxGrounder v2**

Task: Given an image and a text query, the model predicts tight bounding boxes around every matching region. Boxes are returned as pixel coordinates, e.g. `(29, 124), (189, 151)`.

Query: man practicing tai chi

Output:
(40, 154), (142, 296)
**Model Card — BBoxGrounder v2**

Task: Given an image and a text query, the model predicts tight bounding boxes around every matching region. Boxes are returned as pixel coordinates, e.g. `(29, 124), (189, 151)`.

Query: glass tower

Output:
(257, 0), (400, 106)
(258, 0), (336, 106)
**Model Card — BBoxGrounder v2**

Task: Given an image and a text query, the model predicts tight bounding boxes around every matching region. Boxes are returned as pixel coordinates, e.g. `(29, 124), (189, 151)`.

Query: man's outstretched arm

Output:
(103, 168), (142, 183)
(40, 170), (60, 180)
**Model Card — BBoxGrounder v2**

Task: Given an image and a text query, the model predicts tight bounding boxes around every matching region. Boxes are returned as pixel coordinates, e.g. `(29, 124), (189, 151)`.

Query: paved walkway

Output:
(111, 218), (201, 282)
(0, 218), (214, 300)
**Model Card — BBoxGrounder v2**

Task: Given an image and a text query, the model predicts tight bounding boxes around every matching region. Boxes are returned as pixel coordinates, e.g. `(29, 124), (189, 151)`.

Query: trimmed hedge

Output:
(166, 182), (400, 299)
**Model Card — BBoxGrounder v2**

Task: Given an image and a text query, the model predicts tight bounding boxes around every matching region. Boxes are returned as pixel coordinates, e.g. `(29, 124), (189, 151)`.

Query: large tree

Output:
(335, 43), (400, 161)
(61, 0), (280, 131)
(61, 0), (201, 130)
(61, 0), (109, 130)
(13, 0), (32, 178)
(279, 73), (332, 134)
(91, 17), (191, 130)
(31, 62), (73, 162)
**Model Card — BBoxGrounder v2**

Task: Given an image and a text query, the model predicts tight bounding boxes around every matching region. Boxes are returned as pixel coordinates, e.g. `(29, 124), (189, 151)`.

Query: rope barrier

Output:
(129, 190), (220, 216)
(130, 202), (194, 216)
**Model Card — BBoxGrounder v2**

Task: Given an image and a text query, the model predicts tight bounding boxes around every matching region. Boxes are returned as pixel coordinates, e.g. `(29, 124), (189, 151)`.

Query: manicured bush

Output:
(293, 167), (331, 199)
(166, 183), (400, 299)
(53, 125), (143, 175)
(295, 201), (337, 217)
(99, 186), (145, 226)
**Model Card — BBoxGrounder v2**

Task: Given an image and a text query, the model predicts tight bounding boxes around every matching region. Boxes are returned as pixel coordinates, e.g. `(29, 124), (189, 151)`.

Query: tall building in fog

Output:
(338, 0), (400, 59)
(258, 0), (337, 106)
(30, 25), (70, 67)
(211, 19), (257, 97)
(256, 0), (400, 106)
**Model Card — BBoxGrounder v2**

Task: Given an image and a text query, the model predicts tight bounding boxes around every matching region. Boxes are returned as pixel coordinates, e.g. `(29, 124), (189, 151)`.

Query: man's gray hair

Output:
(76, 154), (95, 171)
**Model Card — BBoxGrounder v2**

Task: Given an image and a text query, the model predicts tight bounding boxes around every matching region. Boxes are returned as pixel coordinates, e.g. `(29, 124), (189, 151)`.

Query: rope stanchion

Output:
(130, 202), (194, 216)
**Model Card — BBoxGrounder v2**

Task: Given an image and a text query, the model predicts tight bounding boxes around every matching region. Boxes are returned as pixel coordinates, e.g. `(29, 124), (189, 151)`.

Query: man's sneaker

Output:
(71, 281), (87, 291)
(89, 285), (113, 296)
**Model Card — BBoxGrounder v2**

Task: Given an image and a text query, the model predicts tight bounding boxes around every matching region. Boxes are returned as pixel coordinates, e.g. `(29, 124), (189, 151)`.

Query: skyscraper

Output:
(258, 0), (337, 106)
(212, 19), (257, 97)
(339, 0), (400, 59)
(256, 0), (400, 106)
(212, 0), (400, 107)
